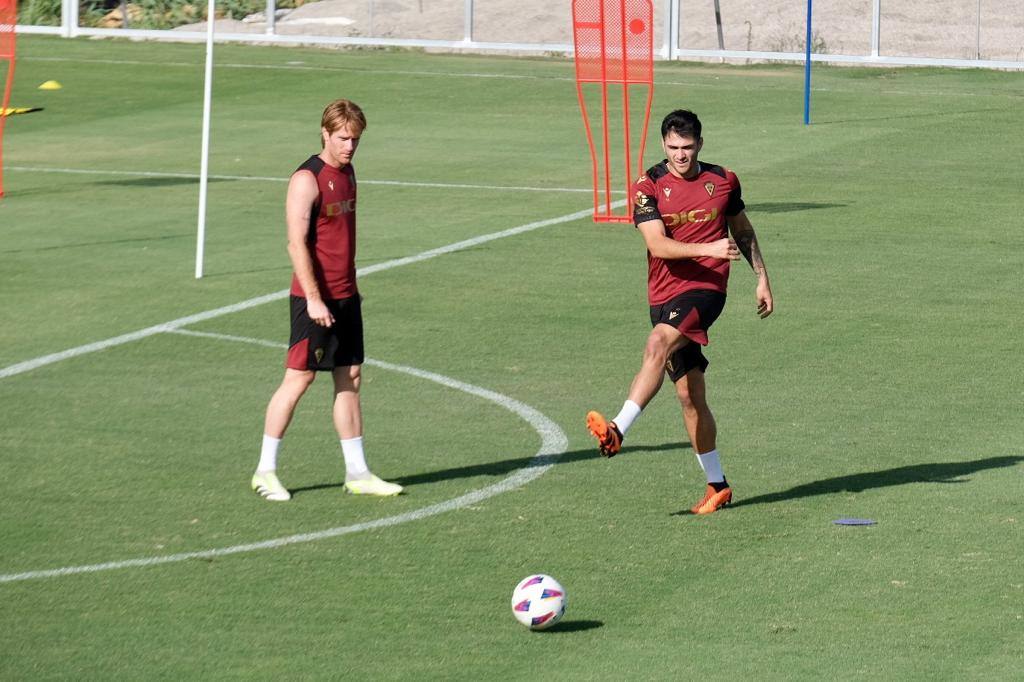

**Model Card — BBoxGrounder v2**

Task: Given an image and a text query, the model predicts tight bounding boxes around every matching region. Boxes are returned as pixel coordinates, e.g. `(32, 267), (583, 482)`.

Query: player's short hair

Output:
(320, 99), (367, 147)
(661, 109), (701, 140)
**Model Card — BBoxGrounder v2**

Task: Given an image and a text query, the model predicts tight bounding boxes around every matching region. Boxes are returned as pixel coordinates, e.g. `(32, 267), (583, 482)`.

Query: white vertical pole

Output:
(661, 0), (671, 58)
(195, 0), (215, 280)
(669, 0), (680, 60)
(266, 0), (275, 35)
(871, 0), (880, 58)
(464, 0), (473, 43)
(61, 0), (80, 38)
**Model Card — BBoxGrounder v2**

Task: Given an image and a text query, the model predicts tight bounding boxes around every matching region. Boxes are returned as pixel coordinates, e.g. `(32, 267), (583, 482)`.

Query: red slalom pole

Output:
(572, 0), (654, 224)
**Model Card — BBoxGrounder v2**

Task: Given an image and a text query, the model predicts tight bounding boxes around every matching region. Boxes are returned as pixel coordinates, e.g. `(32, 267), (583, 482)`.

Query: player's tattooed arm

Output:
(727, 211), (774, 318)
(727, 211), (768, 278)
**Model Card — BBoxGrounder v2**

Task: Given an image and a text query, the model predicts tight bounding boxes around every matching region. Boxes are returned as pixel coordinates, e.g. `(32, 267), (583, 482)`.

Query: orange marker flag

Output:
(572, 0), (654, 223)
(0, 0), (16, 197)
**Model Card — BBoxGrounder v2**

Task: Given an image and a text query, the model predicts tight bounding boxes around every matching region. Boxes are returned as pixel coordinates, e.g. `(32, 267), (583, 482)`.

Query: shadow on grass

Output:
(0, 233), (192, 254)
(670, 455), (1023, 515)
(812, 106), (1011, 126)
(93, 176), (231, 188)
(539, 619), (604, 633)
(288, 442), (686, 497)
(745, 201), (846, 214)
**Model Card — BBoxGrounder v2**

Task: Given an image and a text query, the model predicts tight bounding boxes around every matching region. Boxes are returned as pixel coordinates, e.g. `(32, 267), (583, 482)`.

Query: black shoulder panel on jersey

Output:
(297, 155), (325, 176)
(701, 163), (728, 179)
(646, 161), (670, 181)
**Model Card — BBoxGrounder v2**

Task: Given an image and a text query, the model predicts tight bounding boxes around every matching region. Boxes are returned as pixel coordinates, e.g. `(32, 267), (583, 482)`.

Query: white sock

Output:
(695, 449), (725, 484)
(341, 437), (369, 479)
(612, 400), (642, 435)
(257, 434), (281, 472)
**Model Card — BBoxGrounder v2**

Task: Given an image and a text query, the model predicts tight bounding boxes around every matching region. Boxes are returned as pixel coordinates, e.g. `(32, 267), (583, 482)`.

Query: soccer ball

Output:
(511, 574), (567, 630)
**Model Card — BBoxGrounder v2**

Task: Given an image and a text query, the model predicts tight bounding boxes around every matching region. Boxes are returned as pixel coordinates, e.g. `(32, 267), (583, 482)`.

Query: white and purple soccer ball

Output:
(511, 574), (567, 630)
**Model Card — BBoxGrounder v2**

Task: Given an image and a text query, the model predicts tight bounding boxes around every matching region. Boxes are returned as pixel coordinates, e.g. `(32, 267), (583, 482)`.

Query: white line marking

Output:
(7, 166), (597, 194)
(0, 201), (624, 380)
(0, 337), (569, 583)
(22, 55), (569, 81)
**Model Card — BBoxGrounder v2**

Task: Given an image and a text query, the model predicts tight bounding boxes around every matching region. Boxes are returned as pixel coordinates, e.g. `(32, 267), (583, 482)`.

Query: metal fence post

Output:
(60, 0), (72, 37)
(669, 0), (680, 60)
(871, 0), (880, 58)
(661, 0), (670, 58)
(464, 0), (473, 43)
(266, 0), (275, 35)
(975, 0), (982, 59)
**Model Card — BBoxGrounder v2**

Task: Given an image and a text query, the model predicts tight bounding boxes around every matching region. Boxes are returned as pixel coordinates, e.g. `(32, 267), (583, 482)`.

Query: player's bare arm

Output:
(637, 219), (740, 261)
(727, 210), (774, 318)
(286, 170), (335, 327)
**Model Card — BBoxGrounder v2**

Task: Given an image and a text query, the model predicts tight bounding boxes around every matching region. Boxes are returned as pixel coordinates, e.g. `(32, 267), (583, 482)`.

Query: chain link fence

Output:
(15, 0), (1024, 67)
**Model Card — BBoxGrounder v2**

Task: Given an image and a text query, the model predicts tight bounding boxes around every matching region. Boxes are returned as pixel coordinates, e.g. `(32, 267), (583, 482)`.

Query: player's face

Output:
(662, 131), (702, 178)
(321, 124), (361, 167)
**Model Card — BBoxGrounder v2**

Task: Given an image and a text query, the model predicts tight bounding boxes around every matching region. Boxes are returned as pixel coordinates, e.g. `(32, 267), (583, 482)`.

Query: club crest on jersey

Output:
(663, 187), (672, 198)
(704, 182), (715, 197)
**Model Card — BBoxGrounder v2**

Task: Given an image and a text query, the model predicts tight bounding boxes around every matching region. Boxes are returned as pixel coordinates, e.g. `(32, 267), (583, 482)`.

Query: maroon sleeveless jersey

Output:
(632, 161), (745, 305)
(289, 155), (358, 300)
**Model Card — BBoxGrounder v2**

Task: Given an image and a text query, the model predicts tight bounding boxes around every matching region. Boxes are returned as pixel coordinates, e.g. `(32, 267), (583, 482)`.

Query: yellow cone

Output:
(38, 80), (63, 90)
(1, 107), (43, 116)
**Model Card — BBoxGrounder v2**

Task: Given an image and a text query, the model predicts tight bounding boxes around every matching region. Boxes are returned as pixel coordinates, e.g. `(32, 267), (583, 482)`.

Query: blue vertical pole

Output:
(803, 0), (812, 125)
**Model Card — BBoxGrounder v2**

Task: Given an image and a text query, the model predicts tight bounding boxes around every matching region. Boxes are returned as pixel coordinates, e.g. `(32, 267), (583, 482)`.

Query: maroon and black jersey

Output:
(632, 161), (745, 305)
(289, 155), (358, 300)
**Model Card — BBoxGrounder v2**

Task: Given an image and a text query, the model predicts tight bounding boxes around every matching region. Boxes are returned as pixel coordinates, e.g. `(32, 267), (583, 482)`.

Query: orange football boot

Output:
(691, 483), (732, 514)
(586, 410), (623, 457)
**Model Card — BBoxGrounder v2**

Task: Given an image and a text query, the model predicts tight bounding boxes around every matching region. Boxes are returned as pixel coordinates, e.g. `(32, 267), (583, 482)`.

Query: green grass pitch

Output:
(1, 35), (1022, 679)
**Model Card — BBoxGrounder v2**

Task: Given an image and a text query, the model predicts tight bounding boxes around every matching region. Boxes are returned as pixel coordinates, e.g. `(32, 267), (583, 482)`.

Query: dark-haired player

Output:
(251, 99), (402, 501)
(586, 109), (773, 514)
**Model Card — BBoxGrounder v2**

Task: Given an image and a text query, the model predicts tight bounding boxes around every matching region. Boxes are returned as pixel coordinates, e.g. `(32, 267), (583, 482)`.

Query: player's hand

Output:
(307, 298), (335, 327)
(755, 280), (774, 319)
(706, 237), (741, 261)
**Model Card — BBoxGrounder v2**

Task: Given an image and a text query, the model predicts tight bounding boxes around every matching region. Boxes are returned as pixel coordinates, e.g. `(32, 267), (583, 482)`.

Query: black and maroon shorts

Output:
(286, 295), (364, 371)
(649, 289), (726, 382)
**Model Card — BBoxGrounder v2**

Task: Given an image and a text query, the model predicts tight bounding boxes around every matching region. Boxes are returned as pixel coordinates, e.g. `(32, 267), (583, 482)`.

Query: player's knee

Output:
(334, 365), (361, 392)
(642, 335), (671, 368)
(284, 369), (316, 391)
(675, 375), (706, 411)
(675, 383), (696, 413)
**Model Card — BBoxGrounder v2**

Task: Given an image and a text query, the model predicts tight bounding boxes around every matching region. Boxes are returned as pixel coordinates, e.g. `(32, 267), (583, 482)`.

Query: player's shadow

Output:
(288, 442), (683, 496)
(391, 442), (683, 488)
(0, 233), (192, 254)
(671, 455), (1023, 515)
(745, 201), (846, 214)
(93, 176), (231, 188)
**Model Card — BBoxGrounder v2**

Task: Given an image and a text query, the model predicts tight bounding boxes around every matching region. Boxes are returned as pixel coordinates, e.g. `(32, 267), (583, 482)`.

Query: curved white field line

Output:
(0, 203), (624, 381)
(0, 331), (569, 584)
(0, 204), (610, 582)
